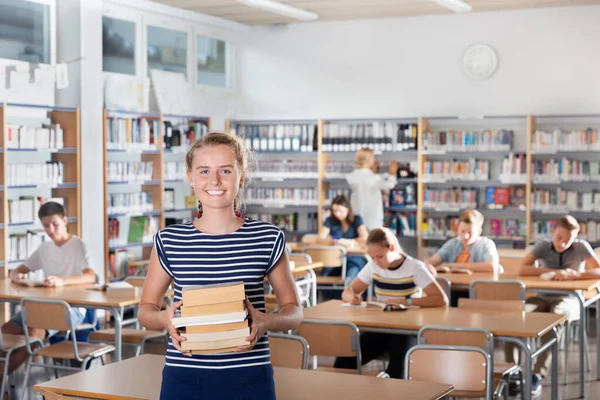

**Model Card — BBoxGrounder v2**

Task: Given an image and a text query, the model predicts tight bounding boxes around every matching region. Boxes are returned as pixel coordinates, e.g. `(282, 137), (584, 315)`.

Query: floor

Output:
(12, 325), (600, 399)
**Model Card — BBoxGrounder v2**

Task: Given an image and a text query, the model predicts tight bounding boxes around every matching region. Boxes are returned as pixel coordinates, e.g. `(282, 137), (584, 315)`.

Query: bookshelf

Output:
(0, 103), (81, 320)
(103, 109), (209, 282)
(228, 114), (600, 259)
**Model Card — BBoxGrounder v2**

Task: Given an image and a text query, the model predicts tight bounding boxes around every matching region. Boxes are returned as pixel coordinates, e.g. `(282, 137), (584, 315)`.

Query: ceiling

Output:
(153, 0), (600, 25)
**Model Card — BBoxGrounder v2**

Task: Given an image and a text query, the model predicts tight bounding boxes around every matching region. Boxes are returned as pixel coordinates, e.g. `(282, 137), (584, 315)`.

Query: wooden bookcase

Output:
(102, 109), (209, 283)
(227, 114), (600, 259)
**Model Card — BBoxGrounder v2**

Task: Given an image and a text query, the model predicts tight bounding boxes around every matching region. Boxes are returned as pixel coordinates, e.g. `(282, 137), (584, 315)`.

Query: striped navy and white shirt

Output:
(155, 218), (286, 370)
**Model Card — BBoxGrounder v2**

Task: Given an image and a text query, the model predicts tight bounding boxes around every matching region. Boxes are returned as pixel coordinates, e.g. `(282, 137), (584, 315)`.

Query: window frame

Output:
(102, 3), (143, 78)
(0, 0), (56, 66)
(193, 25), (236, 95)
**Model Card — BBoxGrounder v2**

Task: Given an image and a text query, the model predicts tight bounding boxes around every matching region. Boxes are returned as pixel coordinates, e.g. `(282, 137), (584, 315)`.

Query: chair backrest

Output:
(268, 332), (309, 369)
(21, 298), (73, 332)
(124, 276), (146, 288)
(303, 246), (346, 270)
(435, 277), (451, 299)
(265, 294), (278, 313)
(498, 256), (521, 275)
(417, 326), (494, 354)
(39, 389), (75, 399)
(405, 345), (492, 397)
(289, 252), (313, 268)
(458, 298), (525, 312)
(470, 279), (526, 300)
(301, 234), (319, 244)
(296, 319), (361, 373)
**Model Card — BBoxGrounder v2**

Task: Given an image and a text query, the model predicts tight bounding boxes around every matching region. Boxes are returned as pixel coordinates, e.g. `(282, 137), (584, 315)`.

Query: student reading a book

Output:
(504, 215), (600, 395)
(319, 195), (368, 283)
(138, 132), (302, 400)
(345, 148), (398, 231)
(1, 201), (96, 374)
(424, 209), (500, 275)
(334, 227), (448, 378)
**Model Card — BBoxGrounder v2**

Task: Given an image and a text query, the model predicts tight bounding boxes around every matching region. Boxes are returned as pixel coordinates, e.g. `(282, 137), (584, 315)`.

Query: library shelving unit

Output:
(0, 103), (81, 319)
(227, 115), (600, 258)
(103, 109), (210, 283)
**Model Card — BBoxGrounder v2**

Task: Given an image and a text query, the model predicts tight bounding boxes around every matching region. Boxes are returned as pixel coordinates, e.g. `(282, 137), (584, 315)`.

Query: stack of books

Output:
(172, 282), (249, 354)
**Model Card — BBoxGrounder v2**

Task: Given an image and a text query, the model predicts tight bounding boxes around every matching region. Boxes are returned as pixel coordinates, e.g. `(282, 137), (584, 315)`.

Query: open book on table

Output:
(436, 266), (473, 275)
(341, 301), (408, 311)
(14, 279), (45, 288)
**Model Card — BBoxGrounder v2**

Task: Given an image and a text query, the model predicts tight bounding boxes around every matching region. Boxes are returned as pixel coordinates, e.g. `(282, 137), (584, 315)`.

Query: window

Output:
(147, 25), (187, 78)
(102, 16), (136, 75)
(196, 35), (230, 88)
(0, 0), (51, 64)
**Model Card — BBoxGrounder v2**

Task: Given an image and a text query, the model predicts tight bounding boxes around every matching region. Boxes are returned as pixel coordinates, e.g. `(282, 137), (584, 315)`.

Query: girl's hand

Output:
(239, 297), (272, 352)
(43, 276), (65, 287)
(350, 296), (362, 306)
(161, 300), (191, 356)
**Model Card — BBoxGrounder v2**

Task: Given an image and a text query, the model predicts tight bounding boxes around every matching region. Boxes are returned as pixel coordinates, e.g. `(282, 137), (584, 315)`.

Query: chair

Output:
(303, 246), (347, 291)
(301, 234), (319, 244)
(458, 298), (525, 311)
(418, 325), (520, 399)
(88, 277), (168, 357)
(290, 252), (317, 307)
(470, 280), (526, 301)
(405, 344), (494, 399)
(268, 332), (309, 369)
(19, 298), (115, 399)
(296, 319), (380, 375)
(0, 332), (43, 399)
(436, 276), (451, 300)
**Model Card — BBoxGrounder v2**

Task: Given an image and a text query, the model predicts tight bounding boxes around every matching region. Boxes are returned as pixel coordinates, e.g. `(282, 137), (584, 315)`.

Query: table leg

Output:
(596, 298), (600, 381)
(551, 327), (558, 400)
(574, 292), (586, 398)
(503, 337), (532, 400)
(109, 307), (123, 361)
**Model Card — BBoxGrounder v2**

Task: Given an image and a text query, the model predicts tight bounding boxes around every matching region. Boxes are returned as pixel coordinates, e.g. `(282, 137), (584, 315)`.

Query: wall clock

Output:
(462, 44), (498, 80)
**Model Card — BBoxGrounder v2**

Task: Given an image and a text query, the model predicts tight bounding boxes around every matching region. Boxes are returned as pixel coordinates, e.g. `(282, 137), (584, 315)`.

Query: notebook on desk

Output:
(14, 279), (45, 288)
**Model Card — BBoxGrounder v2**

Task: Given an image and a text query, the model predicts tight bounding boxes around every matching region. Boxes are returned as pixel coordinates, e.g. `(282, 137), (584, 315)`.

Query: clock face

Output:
(462, 44), (498, 80)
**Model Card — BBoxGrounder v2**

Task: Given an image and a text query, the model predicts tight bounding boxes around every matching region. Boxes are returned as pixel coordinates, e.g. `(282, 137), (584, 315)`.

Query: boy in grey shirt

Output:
(506, 215), (600, 395)
(1, 202), (96, 375)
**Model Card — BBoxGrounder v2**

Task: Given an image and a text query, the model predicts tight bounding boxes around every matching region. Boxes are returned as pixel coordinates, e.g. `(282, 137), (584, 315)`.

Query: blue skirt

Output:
(160, 364), (276, 400)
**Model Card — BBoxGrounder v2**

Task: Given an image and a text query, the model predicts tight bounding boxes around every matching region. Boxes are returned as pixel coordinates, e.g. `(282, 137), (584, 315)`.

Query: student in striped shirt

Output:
(335, 227), (448, 378)
(138, 132), (303, 400)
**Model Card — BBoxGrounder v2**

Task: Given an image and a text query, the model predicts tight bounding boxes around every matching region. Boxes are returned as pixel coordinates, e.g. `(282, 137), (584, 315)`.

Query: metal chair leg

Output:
(19, 357), (32, 400)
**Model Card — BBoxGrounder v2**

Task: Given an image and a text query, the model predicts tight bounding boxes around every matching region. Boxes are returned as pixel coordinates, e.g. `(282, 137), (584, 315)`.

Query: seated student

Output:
(334, 227), (448, 379)
(505, 215), (600, 396)
(1, 201), (96, 374)
(425, 209), (500, 274)
(319, 195), (368, 283)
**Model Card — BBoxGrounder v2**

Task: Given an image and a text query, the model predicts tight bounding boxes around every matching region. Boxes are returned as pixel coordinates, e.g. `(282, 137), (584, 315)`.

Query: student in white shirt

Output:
(345, 148), (398, 230)
(334, 227), (448, 378)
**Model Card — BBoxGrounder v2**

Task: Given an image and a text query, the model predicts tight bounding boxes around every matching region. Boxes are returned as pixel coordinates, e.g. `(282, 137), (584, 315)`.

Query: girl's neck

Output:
(194, 208), (244, 234)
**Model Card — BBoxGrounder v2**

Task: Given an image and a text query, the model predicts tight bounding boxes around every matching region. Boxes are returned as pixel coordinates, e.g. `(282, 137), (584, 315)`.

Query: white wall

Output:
(237, 5), (600, 119)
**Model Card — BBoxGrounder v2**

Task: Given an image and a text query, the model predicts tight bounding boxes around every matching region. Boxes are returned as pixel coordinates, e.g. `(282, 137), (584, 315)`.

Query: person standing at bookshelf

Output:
(505, 215), (600, 396)
(345, 148), (398, 231)
(319, 195), (368, 284)
(1, 201), (96, 374)
(335, 227), (448, 378)
(138, 132), (302, 400)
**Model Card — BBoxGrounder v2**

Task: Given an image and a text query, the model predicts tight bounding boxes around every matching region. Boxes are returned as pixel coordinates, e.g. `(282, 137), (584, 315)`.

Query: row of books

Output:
(325, 189), (352, 206)
(384, 212), (416, 237)
(108, 215), (159, 248)
(8, 197), (66, 224)
(246, 188), (319, 206)
(325, 161), (418, 179)
(489, 218), (527, 238)
(422, 130), (513, 152)
(484, 186), (526, 209)
(422, 159), (489, 181)
(422, 216), (525, 239)
(322, 123), (417, 153)
(107, 161), (153, 183)
(232, 124), (317, 153)
(164, 121), (209, 149)
(423, 189), (477, 210)
(106, 118), (161, 150)
(6, 123), (64, 149)
(164, 190), (196, 212)
(108, 192), (153, 215)
(531, 128), (600, 152)
(532, 219), (600, 243)
(254, 161), (318, 179)
(246, 212), (319, 232)
(7, 162), (64, 186)
(388, 184), (417, 207)
(531, 189), (600, 212)
(164, 162), (186, 181)
(8, 230), (47, 262)
(531, 159), (600, 182)
(499, 153), (527, 182)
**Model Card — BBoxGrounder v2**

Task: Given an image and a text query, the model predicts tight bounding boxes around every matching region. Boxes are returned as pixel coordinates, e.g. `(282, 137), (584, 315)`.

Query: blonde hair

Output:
(355, 148), (375, 169)
(185, 132), (253, 214)
(556, 215), (580, 231)
(459, 209), (484, 229)
(366, 227), (404, 255)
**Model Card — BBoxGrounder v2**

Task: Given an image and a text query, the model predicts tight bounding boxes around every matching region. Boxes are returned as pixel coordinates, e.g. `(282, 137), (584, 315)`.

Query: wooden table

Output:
(34, 354), (454, 400)
(441, 272), (600, 397)
(304, 300), (565, 400)
(0, 279), (141, 361)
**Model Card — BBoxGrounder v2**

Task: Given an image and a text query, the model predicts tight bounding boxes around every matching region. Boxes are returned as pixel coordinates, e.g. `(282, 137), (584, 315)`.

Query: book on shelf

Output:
(6, 123), (64, 149)
(108, 249), (129, 281)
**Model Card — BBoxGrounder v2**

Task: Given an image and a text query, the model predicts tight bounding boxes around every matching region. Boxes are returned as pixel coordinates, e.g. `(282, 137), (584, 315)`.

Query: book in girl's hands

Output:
(182, 281), (245, 307)
(171, 310), (248, 328)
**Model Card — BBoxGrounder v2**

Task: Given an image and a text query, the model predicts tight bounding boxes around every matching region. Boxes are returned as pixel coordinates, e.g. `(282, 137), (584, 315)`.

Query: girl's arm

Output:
(341, 277), (369, 305)
(138, 248), (190, 355)
(385, 281), (448, 308)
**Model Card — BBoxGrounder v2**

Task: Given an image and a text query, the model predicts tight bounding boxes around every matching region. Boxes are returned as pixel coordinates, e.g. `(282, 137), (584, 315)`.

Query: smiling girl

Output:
(138, 132), (302, 399)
